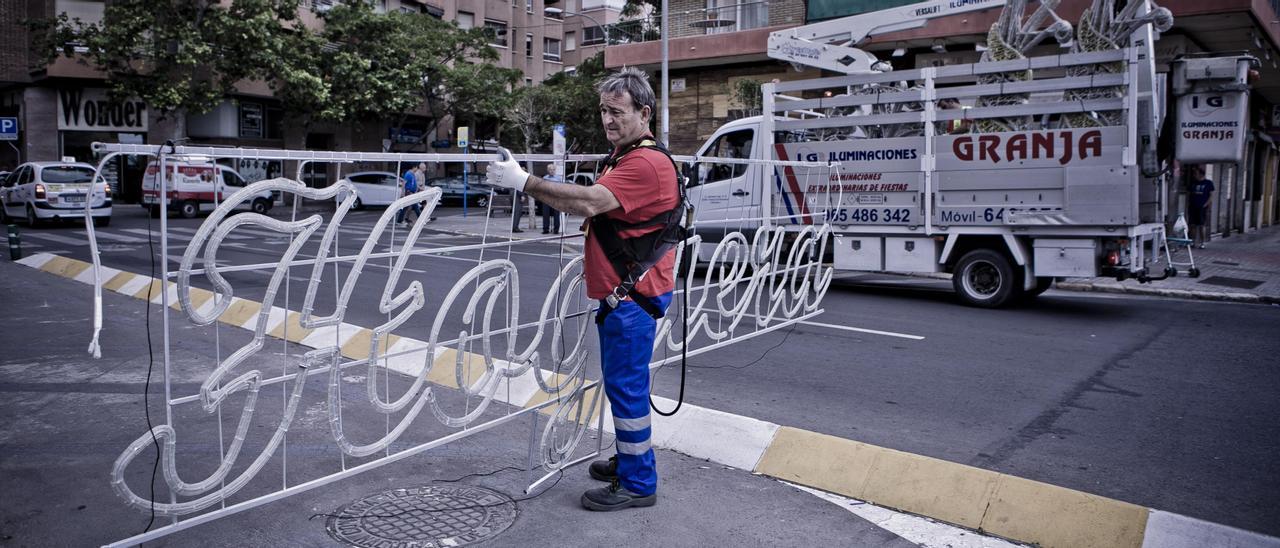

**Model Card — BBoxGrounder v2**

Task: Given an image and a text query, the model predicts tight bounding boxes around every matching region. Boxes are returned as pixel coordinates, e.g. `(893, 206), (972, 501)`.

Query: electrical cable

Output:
(138, 139), (183, 538)
(688, 324), (796, 371)
(306, 467), (563, 521)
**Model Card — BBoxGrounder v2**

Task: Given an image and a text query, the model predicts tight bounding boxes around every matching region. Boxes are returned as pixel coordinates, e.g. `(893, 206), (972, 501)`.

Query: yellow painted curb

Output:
(339, 330), (401, 361)
(132, 279), (170, 301)
(756, 426), (1150, 548)
(981, 474), (1148, 548)
(426, 347), (488, 388)
(102, 271), (136, 292)
(39, 255), (91, 279)
(267, 312), (313, 343)
(219, 298), (262, 327)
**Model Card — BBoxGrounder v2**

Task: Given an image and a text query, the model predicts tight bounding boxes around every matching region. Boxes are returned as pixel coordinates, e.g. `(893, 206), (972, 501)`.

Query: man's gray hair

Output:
(597, 67), (656, 115)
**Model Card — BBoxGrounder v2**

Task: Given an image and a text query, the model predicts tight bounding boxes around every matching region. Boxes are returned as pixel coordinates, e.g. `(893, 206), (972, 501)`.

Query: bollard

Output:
(7, 224), (20, 260)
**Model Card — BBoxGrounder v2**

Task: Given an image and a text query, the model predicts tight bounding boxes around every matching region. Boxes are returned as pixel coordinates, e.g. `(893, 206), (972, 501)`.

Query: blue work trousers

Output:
(597, 291), (671, 496)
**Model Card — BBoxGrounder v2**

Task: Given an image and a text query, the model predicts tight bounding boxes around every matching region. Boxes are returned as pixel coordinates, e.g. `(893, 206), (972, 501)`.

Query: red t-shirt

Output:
(584, 142), (679, 300)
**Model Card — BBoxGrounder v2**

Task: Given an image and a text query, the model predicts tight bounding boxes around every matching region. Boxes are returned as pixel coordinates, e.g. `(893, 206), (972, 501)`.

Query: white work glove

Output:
(486, 147), (529, 192)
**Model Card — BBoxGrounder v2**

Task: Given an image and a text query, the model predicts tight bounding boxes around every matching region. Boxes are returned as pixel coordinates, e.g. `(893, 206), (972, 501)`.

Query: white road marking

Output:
(787, 482), (1028, 548)
(76, 230), (146, 243)
(23, 232), (89, 246)
(798, 320), (926, 340)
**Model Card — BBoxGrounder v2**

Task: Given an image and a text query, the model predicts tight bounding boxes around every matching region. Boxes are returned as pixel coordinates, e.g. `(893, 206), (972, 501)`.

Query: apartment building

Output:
(605, 0), (1280, 232)
(0, 0), (591, 198)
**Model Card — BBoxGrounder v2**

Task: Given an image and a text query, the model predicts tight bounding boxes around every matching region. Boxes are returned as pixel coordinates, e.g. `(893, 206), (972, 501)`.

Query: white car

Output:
(565, 172), (596, 186)
(333, 171), (403, 209)
(0, 161), (112, 227)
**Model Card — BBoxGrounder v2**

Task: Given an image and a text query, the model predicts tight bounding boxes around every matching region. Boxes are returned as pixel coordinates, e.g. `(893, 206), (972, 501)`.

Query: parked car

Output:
(565, 171), (596, 186)
(141, 157), (273, 218)
(333, 171), (403, 209)
(426, 176), (493, 207)
(0, 161), (112, 227)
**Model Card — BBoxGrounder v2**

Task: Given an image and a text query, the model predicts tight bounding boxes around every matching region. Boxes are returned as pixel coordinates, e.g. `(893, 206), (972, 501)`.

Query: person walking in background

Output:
(1187, 165), (1215, 249)
(397, 162), (425, 225)
(540, 164), (563, 234)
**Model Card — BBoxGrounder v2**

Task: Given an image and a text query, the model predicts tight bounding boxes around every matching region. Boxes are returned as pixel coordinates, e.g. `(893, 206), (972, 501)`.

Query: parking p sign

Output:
(0, 117), (17, 141)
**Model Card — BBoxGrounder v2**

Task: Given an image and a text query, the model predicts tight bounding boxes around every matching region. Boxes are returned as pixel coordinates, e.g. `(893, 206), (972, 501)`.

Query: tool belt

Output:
(593, 139), (692, 325)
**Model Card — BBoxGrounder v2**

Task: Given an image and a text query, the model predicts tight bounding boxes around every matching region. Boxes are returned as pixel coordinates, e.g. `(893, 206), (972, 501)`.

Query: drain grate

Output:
(1197, 276), (1264, 290)
(327, 485), (517, 548)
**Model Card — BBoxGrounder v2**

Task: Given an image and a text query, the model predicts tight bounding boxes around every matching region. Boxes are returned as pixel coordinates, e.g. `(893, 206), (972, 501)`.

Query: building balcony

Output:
(604, 0), (802, 69)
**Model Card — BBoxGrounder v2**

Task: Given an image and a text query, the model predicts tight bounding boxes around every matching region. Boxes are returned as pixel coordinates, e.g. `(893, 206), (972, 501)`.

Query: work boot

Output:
(589, 455), (618, 482)
(581, 479), (656, 511)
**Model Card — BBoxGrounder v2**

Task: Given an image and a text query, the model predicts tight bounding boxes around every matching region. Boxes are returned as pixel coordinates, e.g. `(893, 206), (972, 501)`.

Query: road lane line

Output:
(798, 320), (925, 340)
(23, 232), (89, 246)
(75, 230), (146, 243)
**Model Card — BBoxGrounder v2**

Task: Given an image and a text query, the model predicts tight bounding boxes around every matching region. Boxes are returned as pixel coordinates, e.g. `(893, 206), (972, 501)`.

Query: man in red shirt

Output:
(486, 67), (679, 511)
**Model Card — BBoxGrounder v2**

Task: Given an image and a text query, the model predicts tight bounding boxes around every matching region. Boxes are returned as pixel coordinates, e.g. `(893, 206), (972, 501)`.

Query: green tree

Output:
(35, 0), (306, 139)
(281, 1), (520, 150)
(502, 53), (609, 155)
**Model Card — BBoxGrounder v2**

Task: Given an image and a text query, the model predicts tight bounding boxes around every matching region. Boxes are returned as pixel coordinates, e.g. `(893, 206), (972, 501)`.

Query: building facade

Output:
(0, 0), (596, 199)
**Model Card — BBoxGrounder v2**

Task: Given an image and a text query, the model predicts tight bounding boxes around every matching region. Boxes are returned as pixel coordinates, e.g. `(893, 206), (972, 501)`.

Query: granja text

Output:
(953, 130), (1103, 164)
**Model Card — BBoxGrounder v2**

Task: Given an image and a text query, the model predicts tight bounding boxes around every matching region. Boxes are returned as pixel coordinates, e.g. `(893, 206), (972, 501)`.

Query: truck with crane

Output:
(685, 0), (1253, 307)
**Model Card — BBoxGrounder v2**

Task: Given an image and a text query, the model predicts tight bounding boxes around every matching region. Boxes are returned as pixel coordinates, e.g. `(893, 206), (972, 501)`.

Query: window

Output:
(526, 0), (533, 13)
(705, 0), (768, 34)
(223, 169), (247, 188)
(525, 33), (534, 58)
(698, 129), (754, 184)
(484, 20), (507, 47)
(544, 38), (561, 61)
(583, 25), (605, 45)
(525, 77), (533, 86)
(456, 11), (474, 29)
(565, 31), (576, 51)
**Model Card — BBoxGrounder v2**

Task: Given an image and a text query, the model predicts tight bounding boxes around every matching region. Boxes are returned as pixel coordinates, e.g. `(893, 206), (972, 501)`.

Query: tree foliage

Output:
(35, 0), (304, 125)
(36, 0), (523, 146)
(500, 53), (610, 154)
(273, 1), (521, 146)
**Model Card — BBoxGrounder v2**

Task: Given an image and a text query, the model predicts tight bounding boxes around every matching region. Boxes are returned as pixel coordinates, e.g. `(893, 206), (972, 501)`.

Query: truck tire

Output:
(251, 198), (271, 214)
(179, 200), (199, 219)
(953, 249), (1017, 308)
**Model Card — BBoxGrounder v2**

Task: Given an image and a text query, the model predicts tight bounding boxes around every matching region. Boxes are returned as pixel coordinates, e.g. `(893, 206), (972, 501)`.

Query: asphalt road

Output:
(10, 201), (1280, 538)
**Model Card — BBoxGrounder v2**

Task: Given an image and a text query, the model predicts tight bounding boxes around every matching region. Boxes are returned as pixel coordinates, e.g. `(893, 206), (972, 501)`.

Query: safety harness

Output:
(592, 138), (692, 325)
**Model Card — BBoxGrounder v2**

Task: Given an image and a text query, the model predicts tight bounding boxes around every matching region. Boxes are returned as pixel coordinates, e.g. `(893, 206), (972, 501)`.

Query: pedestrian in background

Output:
(540, 164), (563, 234)
(1187, 165), (1215, 248)
(397, 162), (425, 225)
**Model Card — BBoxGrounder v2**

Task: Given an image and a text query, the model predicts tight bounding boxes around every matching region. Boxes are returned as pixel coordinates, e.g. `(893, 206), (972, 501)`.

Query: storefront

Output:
(56, 87), (150, 203)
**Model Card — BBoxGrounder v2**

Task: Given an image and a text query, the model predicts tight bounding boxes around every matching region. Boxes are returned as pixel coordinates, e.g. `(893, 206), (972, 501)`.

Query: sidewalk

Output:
(1059, 224), (1280, 304)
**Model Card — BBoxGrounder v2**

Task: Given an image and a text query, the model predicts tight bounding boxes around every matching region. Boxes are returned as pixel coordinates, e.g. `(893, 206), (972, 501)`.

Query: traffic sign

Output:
(552, 124), (566, 156)
(456, 126), (469, 148)
(0, 117), (17, 141)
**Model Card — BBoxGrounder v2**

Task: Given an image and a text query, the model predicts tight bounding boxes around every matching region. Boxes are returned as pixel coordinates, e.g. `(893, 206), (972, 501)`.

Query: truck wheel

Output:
(953, 249), (1016, 308)
(179, 200), (199, 219)
(26, 205), (41, 228)
(251, 198), (270, 214)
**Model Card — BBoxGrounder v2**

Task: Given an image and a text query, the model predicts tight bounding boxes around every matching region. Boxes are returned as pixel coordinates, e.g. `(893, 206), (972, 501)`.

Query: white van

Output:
(141, 158), (274, 218)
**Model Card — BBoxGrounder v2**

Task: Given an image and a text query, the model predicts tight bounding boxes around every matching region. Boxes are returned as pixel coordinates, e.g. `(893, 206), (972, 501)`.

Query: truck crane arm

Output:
(767, 0), (1070, 74)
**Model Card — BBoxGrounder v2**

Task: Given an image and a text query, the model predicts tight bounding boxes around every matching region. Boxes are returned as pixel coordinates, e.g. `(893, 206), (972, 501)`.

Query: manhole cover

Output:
(1197, 276), (1263, 290)
(326, 485), (517, 548)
